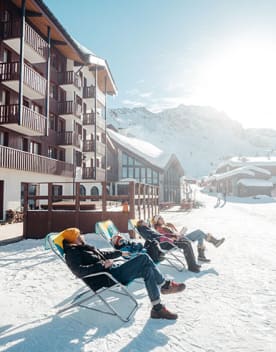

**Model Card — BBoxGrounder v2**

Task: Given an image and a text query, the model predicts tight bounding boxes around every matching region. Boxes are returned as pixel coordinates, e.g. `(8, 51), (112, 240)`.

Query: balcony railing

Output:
(83, 85), (95, 99)
(0, 104), (46, 135)
(0, 62), (46, 96)
(83, 140), (95, 153)
(57, 131), (81, 148)
(83, 112), (95, 125)
(58, 71), (81, 89)
(57, 101), (82, 117)
(1, 20), (48, 60)
(0, 145), (74, 177)
(82, 166), (95, 179)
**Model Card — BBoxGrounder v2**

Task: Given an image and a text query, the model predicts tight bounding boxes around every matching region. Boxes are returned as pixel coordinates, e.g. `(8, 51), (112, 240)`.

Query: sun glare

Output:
(195, 39), (276, 128)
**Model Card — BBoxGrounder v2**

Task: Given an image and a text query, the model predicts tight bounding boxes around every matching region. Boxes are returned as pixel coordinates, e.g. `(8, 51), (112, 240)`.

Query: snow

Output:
(1, 188), (276, 352)
(237, 178), (273, 187)
(107, 106), (269, 177)
(107, 128), (170, 168)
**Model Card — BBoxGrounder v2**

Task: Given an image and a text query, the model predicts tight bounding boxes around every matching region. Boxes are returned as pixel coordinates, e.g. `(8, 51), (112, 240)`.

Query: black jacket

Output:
(63, 241), (122, 291)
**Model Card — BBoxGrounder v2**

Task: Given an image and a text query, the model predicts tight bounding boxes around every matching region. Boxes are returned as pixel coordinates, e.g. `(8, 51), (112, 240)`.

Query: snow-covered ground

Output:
(1, 188), (276, 352)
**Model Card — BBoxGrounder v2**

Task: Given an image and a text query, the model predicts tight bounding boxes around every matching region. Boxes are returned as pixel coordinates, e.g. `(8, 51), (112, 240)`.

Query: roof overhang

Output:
(11, 0), (117, 95)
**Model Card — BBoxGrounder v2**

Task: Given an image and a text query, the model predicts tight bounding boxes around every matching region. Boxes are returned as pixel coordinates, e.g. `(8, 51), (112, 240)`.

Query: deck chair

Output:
(45, 232), (138, 322)
(128, 219), (186, 272)
(95, 220), (130, 244)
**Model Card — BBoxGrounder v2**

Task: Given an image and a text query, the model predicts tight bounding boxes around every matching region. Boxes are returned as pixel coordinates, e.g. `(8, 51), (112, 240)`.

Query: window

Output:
(122, 153), (128, 165)
(48, 146), (57, 159)
(91, 186), (99, 196)
(0, 132), (4, 146)
(80, 185), (86, 196)
(30, 141), (41, 155)
(153, 171), (159, 185)
(122, 167), (127, 178)
(147, 168), (152, 184)
(128, 168), (133, 178)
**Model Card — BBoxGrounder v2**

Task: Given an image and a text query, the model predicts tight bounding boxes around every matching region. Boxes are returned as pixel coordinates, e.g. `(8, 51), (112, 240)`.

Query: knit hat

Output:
(59, 228), (80, 243)
(152, 215), (161, 225)
(111, 234), (127, 248)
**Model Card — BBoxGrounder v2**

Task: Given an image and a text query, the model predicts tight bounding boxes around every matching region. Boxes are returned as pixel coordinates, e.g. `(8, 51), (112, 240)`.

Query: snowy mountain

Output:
(107, 105), (276, 178)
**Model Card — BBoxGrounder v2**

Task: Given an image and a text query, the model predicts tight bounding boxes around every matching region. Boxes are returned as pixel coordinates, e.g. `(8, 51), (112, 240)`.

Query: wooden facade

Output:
(0, 0), (116, 221)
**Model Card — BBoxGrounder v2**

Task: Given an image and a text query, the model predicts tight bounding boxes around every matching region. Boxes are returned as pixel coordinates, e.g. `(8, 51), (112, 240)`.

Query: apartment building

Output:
(0, 0), (117, 220)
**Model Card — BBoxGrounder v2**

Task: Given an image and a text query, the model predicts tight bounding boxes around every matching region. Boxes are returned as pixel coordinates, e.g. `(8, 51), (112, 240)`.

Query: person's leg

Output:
(174, 239), (201, 272)
(110, 253), (164, 304)
(185, 229), (206, 246)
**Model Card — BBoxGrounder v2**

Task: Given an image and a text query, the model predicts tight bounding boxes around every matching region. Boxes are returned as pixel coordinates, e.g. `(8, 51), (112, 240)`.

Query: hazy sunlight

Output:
(196, 38), (276, 128)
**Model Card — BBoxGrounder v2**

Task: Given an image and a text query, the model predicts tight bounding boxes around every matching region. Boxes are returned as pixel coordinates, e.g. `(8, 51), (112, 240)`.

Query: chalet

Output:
(0, 0), (117, 221)
(209, 156), (276, 197)
(106, 127), (184, 203)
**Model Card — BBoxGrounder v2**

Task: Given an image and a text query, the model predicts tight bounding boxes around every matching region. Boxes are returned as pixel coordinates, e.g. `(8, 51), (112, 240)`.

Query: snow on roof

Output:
(107, 128), (171, 169)
(237, 178), (273, 187)
(210, 167), (255, 181)
(218, 156), (276, 169)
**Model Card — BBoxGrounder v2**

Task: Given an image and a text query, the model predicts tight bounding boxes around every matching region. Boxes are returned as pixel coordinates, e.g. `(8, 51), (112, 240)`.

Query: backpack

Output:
(144, 239), (165, 263)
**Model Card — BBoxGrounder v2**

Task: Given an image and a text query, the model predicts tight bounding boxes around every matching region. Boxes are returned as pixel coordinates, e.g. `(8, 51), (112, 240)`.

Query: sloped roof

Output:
(107, 128), (182, 171)
(217, 156), (276, 170)
(210, 167), (255, 181)
(237, 178), (273, 187)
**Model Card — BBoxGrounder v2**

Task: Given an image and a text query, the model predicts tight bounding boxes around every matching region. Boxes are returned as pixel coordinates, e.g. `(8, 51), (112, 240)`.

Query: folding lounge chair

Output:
(95, 220), (130, 244)
(45, 232), (138, 322)
(128, 219), (186, 272)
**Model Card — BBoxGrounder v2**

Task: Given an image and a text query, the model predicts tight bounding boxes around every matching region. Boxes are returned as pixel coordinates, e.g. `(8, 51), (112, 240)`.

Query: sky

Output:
(44, 0), (276, 129)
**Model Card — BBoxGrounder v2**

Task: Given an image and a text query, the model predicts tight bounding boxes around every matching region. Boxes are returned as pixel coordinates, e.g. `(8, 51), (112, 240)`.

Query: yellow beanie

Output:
(53, 228), (80, 251)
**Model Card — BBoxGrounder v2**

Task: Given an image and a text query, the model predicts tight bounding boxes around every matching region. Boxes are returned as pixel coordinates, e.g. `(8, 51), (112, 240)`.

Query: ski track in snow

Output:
(0, 188), (276, 352)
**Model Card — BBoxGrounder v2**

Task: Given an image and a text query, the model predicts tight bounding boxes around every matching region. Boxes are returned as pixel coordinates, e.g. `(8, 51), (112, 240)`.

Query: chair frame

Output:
(128, 219), (186, 272)
(45, 233), (138, 322)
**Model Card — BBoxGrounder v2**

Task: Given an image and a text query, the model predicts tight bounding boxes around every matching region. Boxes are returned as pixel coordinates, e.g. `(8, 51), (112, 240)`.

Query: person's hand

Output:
(121, 251), (131, 257)
(103, 259), (113, 268)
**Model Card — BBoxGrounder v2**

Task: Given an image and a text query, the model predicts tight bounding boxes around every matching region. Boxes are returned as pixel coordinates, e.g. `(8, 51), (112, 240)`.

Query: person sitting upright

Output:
(152, 215), (225, 263)
(61, 227), (186, 320)
(136, 220), (201, 273)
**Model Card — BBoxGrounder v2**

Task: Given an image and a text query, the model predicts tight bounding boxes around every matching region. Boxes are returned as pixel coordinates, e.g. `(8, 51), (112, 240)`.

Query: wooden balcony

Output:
(57, 101), (81, 119)
(58, 71), (81, 92)
(83, 85), (95, 99)
(0, 104), (46, 136)
(1, 20), (48, 64)
(82, 166), (95, 179)
(82, 112), (95, 125)
(83, 140), (95, 153)
(0, 62), (46, 99)
(0, 145), (74, 177)
(57, 131), (81, 148)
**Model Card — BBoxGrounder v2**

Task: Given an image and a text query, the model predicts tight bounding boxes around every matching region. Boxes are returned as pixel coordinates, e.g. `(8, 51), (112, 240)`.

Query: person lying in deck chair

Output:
(152, 215), (225, 263)
(61, 228), (186, 320)
(136, 220), (201, 273)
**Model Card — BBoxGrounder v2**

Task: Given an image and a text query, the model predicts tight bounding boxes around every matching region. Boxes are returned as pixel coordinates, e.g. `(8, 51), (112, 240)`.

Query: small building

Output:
(209, 156), (276, 197)
(106, 127), (184, 203)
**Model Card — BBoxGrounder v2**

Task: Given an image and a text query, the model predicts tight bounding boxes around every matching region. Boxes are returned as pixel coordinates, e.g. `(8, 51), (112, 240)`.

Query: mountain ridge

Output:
(107, 105), (276, 177)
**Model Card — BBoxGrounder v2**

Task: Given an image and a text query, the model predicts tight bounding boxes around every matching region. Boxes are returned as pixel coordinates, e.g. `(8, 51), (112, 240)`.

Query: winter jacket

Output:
(137, 225), (175, 246)
(63, 240), (122, 291)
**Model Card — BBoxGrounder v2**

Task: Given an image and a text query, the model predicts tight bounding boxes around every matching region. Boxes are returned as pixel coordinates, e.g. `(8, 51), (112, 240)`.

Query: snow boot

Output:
(206, 234), (225, 248)
(197, 245), (211, 263)
(180, 240), (201, 272)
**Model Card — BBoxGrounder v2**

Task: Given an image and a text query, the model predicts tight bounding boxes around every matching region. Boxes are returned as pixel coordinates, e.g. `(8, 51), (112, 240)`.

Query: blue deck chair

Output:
(128, 219), (186, 272)
(45, 232), (138, 322)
